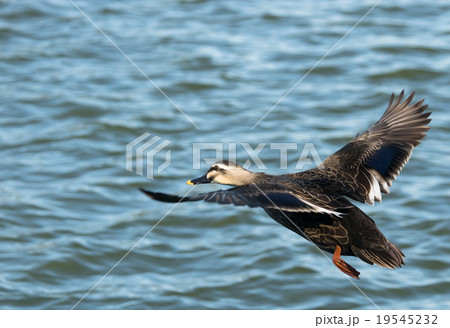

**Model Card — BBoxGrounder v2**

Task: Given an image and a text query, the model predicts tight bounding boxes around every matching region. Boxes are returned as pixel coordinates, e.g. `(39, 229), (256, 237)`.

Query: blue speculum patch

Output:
(366, 145), (397, 176)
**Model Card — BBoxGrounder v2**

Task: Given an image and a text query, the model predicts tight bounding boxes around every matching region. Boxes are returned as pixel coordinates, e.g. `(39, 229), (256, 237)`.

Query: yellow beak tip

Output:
(186, 180), (193, 185)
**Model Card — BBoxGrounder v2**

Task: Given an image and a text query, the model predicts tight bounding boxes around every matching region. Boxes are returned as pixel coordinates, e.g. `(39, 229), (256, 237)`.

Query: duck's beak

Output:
(187, 174), (210, 185)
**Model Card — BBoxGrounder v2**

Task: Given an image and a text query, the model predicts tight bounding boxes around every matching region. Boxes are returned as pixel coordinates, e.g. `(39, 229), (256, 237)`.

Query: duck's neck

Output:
(234, 171), (267, 185)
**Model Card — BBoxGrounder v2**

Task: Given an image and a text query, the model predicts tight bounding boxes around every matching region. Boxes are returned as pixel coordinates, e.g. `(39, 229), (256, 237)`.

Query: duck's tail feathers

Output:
(351, 241), (405, 269)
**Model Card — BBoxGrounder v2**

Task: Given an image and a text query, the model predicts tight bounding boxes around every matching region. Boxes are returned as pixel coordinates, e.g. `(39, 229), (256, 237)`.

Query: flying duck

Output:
(141, 91), (431, 279)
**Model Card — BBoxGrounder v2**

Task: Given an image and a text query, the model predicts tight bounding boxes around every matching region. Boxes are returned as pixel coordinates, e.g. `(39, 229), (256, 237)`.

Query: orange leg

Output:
(332, 245), (360, 279)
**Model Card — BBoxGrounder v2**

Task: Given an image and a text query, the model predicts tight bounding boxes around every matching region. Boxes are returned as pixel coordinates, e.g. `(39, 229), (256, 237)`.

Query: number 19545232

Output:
(376, 314), (438, 325)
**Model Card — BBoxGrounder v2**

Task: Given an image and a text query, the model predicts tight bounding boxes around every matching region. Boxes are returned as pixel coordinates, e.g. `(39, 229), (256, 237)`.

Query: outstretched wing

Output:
(140, 183), (345, 217)
(321, 91), (431, 205)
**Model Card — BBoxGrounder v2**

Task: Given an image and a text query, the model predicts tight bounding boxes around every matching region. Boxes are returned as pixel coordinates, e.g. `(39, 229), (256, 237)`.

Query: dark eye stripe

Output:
(208, 166), (219, 173)
(208, 165), (227, 173)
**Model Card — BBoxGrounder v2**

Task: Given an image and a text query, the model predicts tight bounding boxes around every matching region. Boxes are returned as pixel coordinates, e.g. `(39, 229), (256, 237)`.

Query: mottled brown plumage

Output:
(141, 91), (431, 279)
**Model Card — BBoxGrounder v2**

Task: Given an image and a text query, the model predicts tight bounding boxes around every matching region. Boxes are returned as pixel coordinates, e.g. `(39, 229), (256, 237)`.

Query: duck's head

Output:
(187, 160), (257, 186)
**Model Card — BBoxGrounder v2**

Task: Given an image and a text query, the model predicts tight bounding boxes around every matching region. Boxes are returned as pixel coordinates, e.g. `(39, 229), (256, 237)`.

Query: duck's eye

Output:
(208, 166), (219, 173)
